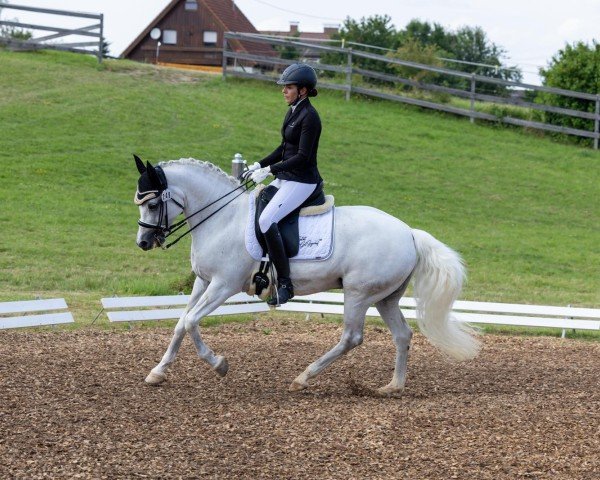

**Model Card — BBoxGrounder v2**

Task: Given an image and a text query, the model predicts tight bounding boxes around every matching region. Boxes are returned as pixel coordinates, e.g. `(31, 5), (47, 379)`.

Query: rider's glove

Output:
(250, 166), (272, 184)
(240, 162), (261, 181)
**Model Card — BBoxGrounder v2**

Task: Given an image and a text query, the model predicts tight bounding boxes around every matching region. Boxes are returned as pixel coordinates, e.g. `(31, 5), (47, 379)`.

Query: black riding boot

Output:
(264, 223), (294, 306)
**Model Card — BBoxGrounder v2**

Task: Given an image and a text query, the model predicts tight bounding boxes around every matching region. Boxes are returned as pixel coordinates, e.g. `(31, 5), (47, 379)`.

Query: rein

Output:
(139, 176), (253, 250)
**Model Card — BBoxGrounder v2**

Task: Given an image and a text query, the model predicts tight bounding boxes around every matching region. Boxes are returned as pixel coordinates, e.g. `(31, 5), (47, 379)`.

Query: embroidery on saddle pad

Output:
(245, 188), (335, 262)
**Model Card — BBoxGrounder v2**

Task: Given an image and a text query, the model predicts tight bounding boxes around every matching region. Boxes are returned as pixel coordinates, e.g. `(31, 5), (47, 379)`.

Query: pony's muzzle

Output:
(137, 239), (153, 250)
(137, 232), (164, 250)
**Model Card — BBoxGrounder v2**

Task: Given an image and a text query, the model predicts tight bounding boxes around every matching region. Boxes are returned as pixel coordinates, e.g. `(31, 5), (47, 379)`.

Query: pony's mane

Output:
(158, 158), (239, 187)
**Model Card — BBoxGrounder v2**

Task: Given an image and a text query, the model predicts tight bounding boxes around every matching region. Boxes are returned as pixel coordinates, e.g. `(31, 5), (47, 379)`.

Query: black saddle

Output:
(254, 181), (325, 258)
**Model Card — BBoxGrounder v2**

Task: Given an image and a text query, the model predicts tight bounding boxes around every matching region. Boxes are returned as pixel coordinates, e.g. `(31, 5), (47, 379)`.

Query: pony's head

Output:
(133, 155), (185, 250)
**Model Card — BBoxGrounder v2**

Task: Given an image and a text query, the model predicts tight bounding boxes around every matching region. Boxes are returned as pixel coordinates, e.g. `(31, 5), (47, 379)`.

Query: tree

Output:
(322, 15), (399, 74)
(101, 36), (111, 58)
(396, 21), (522, 92)
(275, 31), (300, 61)
(538, 41), (600, 138)
(398, 19), (449, 52)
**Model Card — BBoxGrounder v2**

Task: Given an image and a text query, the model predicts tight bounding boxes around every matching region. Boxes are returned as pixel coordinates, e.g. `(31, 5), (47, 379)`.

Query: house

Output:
(259, 21), (339, 61)
(122, 0), (274, 66)
(260, 21), (339, 42)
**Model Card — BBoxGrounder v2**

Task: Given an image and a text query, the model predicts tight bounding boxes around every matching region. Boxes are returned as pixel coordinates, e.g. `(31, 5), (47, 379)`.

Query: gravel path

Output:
(1, 321), (598, 479)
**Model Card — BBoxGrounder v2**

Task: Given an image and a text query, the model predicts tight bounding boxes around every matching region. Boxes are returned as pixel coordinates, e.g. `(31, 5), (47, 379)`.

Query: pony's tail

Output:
(411, 229), (480, 361)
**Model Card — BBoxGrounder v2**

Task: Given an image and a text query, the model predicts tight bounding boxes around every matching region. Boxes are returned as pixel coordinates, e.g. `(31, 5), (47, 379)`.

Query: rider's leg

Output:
(258, 180), (317, 233)
(259, 180), (316, 305)
(263, 223), (293, 305)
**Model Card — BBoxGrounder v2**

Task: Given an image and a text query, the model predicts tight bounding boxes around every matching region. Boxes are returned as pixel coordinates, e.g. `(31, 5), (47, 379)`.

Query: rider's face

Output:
(282, 84), (299, 104)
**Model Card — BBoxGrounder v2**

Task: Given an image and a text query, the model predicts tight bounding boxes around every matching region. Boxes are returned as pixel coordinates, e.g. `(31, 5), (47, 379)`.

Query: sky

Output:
(2, 0), (599, 85)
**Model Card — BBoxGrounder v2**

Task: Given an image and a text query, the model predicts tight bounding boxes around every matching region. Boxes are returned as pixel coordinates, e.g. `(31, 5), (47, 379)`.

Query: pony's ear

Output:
(134, 154), (146, 174)
(146, 161), (161, 188)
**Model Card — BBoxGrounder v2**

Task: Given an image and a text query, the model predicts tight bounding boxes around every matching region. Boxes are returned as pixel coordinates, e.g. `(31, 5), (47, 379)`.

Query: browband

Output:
(135, 190), (159, 205)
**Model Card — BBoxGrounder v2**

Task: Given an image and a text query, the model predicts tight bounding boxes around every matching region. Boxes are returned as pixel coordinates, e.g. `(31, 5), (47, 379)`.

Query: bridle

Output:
(137, 165), (253, 249)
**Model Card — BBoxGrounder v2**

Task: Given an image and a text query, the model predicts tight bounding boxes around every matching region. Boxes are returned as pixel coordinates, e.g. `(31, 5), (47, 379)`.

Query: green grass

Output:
(1, 49), (598, 330)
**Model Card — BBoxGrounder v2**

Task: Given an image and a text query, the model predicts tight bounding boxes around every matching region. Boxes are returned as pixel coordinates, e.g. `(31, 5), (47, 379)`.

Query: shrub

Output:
(538, 41), (600, 144)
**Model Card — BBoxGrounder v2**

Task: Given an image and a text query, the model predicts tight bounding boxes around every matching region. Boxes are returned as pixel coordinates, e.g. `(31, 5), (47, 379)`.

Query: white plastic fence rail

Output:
(101, 292), (600, 337)
(0, 298), (74, 329)
(101, 292), (268, 322)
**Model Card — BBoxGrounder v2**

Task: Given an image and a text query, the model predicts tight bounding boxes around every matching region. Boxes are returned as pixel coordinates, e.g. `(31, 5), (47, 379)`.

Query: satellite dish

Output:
(150, 28), (161, 40)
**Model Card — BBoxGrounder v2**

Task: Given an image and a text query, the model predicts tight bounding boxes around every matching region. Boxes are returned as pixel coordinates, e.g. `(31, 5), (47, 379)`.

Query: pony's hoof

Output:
(145, 371), (166, 386)
(289, 380), (308, 392)
(376, 384), (404, 397)
(214, 356), (229, 377)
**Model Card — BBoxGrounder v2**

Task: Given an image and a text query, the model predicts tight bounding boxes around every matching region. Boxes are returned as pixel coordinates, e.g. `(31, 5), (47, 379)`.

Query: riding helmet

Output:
(277, 63), (318, 96)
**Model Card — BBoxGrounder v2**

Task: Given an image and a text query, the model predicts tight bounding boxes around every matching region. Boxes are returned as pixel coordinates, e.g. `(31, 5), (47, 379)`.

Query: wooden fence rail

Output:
(0, 2), (103, 62)
(223, 32), (600, 148)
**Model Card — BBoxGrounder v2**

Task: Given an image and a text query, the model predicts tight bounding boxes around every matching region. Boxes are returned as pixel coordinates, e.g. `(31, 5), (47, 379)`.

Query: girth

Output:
(254, 182), (325, 258)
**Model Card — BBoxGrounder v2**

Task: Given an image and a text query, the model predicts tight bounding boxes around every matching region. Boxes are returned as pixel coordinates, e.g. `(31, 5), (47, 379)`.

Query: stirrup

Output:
(267, 282), (294, 306)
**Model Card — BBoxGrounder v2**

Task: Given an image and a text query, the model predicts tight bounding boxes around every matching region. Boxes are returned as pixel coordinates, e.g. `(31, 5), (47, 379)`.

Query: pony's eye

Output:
(148, 203), (159, 211)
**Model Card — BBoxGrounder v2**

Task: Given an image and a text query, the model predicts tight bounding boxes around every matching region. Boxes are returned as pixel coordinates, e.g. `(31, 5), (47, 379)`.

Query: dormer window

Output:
(185, 1), (198, 10)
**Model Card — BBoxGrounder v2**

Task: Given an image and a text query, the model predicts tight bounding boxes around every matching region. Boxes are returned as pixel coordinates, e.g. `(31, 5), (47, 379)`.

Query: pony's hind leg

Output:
(375, 292), (413, 396)
(290, 297), (369, 392)
(145, 276), (209, 385)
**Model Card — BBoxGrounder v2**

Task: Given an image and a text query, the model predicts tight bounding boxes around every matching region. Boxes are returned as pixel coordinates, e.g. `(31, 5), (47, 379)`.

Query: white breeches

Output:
(258, 178), (317, 233)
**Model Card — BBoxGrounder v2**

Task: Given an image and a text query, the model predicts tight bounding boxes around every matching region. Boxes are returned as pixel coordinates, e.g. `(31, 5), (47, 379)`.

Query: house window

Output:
(185, 1), (198, 10)
(203, 31), (218, 46)
(163, 30), (177, 45)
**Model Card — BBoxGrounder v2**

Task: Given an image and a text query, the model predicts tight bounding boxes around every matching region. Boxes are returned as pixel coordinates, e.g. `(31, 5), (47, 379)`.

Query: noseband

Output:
(136, 165), (252, 249)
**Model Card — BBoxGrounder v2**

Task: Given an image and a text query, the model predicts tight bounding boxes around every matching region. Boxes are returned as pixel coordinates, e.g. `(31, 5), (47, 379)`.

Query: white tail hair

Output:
(411, 229), (480, 361)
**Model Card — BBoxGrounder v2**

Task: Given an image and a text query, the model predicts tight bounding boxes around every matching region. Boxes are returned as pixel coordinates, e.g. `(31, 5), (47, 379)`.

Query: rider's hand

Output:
(240, 162), (261, 181)
(250, 166), (272, 183)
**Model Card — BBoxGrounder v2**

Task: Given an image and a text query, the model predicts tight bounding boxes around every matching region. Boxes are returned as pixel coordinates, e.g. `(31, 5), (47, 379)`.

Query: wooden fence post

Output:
(97, 13), (103, 63)
(594, 95), (599, 150)
(222, 36), (228, 79)
(346, 48), (352, 101)
(470, 74), (476, 123)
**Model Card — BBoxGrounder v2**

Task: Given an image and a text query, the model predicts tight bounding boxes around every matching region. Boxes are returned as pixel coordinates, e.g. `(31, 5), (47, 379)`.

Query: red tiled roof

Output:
(202, 0), (255, 33)
(201, 0), (274, 55)
(122, 0), (274, 58)
(122, 0), (179, 57)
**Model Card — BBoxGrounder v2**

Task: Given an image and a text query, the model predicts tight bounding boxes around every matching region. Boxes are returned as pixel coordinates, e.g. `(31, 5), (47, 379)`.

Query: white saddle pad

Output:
(245, 194), (334, 262)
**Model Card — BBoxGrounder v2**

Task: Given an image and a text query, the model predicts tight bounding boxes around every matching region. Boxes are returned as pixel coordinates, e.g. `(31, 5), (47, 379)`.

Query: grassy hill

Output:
(1, 49), (598, 322)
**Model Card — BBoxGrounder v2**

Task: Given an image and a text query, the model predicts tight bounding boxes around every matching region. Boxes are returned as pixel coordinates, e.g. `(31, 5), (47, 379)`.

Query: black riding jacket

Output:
(259, 98), (323, 184)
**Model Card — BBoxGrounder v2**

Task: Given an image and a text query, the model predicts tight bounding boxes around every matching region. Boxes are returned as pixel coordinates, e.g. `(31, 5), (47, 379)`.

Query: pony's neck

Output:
(162, 159), (248, 219)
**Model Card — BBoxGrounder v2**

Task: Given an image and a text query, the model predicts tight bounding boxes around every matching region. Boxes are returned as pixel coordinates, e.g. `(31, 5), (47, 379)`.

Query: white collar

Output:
(291, 97), (306, 113)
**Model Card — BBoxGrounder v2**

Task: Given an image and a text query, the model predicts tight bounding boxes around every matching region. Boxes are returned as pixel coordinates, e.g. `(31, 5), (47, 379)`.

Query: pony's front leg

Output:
(184, 280), (237, 378)
(145, 276), (209, 385)
(290, 298), (368, 391)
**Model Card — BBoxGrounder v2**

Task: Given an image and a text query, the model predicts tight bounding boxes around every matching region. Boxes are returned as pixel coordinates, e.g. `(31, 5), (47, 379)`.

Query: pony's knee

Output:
(184, 315), (198, 333)
(344, 331), (363, 350)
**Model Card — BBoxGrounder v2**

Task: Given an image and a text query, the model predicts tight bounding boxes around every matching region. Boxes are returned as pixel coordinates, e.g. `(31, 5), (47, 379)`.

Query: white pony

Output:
(135, 158), (479, 395)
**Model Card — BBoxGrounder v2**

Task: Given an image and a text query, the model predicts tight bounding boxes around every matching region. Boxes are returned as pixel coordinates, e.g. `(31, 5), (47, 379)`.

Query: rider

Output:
(244, 63), (323, 306)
